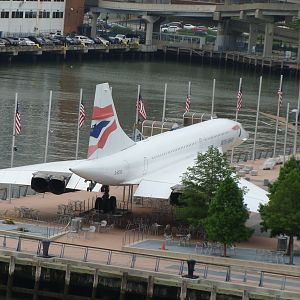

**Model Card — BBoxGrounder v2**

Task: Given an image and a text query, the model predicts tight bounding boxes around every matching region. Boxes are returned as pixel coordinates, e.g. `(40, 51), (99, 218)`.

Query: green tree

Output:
(177, 146), (234, 227)
(205, 176), (252, 256)
(260, 158), (300, 264)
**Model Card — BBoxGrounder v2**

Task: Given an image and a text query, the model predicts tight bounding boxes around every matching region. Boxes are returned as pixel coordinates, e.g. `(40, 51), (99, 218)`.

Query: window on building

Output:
(39, 11), (50, 18)
(25, 11), (37, 18)
(12, 11), (23, 18)
(0, 11), (9, 18)
(52, 11), (63, 18)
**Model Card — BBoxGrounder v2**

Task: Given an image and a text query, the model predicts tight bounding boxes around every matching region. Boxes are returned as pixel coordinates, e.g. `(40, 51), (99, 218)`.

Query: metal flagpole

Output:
(293, 81), (300, 156)
(273, 74), (283, 157)
(231, 77), (243, 164)
(211, 79), (216, 117)
(283, 102), (289, 165)
(44, 90), (52, 163)
(133, 85), (141, 141)
(8, 93), (18, 202)
(75, 88), (83, 160)
(162, 83), (167, 122)
(252, 76), (262, 161)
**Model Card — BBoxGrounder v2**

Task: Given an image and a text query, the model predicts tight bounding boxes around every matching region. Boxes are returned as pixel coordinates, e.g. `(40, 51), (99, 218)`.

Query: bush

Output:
(3, 219), (15, 225)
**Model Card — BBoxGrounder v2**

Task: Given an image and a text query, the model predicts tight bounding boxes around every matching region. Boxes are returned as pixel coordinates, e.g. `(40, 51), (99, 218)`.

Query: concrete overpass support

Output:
(248, 24), (258, 53)
(263, 23), (274, 57)
(214, 22), (226, 51)
(214, 21), (238, 51)
(143, 16), (160, 46)
(90, 13), (99, 38)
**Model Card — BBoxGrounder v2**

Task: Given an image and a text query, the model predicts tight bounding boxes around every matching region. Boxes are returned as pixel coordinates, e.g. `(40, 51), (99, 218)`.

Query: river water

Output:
(0, 58), (299, 299)
(0, 58), (299, 169)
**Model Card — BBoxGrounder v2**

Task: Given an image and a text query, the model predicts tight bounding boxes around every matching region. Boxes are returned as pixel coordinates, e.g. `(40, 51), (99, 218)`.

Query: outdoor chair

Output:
(164, 233), (173, 245)
(84, 225), (96, 239)
(99, 220), (108, 232)
(179, 233), (191, 246)
(228, 244), (236, 256)
(275, 251), (286, 264)
(105, 224), (114, 233)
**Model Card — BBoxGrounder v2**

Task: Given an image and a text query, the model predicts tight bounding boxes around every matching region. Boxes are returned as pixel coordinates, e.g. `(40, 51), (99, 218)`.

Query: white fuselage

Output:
(71, 118), (248, 185)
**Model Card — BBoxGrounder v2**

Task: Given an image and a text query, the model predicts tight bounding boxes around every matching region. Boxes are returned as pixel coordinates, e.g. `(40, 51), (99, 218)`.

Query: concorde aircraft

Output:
(0, 83), (268, 212)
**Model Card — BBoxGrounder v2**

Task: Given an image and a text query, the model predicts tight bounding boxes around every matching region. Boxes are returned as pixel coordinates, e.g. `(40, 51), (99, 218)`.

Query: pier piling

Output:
(6, 256), (15, 300)
(33, 264), (41, 300)
(91, 269), (99, 300)
(242, 290), (250, 300)
(210, 285), (217, 300)
(146, 275), (154, 299)
(63, 264), (70, 300)
(119, 272), (128, 300)
(180, 280), (187, 300)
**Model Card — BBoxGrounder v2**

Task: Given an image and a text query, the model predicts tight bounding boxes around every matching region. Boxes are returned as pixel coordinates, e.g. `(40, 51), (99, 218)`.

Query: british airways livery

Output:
(0, 83), (268, 212)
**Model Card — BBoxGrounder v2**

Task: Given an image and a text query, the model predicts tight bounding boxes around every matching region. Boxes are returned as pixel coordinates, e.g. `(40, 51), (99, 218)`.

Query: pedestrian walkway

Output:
(128, 239), (300, 265)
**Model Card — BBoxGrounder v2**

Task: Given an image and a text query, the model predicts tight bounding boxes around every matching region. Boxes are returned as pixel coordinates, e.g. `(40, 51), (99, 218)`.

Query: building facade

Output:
(0, 0), (84, 36)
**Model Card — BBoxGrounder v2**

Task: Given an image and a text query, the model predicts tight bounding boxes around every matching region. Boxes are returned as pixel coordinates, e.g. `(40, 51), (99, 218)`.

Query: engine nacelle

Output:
(31, 173), (49, 193)
(49, 175), (67, 195)
(31, 172), (71, 194)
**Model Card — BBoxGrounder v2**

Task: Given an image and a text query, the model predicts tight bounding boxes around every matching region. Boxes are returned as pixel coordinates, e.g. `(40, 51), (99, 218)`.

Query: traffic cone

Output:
(161, 240), (165, 250)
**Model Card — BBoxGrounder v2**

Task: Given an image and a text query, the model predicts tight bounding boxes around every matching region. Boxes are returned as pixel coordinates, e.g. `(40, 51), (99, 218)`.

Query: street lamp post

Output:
(291, 108), (299, 156)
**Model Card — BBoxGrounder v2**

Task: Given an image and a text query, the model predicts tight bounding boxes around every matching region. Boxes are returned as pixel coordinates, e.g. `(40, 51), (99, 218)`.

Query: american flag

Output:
(278, 88), (283, 107)
(79, 102), (85, 128)
(137, 94), (147, 120)
(15, 103), (21, 135)
(185, 94), (191, 113)
(236, 89), (243, 111)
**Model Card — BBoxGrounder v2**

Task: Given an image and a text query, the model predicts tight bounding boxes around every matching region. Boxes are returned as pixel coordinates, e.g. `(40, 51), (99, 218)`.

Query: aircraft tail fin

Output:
(88, 83), (135, 159)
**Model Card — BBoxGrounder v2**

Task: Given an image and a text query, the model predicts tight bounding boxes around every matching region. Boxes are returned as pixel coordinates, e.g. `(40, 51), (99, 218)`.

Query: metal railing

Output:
(0, 234), (299, 293)
(122, 226), (151, 245)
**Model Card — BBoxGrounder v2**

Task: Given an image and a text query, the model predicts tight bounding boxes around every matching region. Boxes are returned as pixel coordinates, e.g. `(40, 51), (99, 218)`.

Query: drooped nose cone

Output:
(70, 158), (128, 185)
(241, 127), (249, 141)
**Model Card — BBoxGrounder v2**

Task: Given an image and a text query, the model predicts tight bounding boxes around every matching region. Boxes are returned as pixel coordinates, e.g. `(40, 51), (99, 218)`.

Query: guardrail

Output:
(122, 226), (150, 245)
(0, 234), (299, 293)
(0, 43), (139, 54)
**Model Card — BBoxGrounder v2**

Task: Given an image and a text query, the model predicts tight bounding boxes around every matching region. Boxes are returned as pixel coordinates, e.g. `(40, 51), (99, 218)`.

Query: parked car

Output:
(183, 24), (195, 30)
(160, 24), (169, 32)
(28, 36), (46, 46)
(55, 36), (79, 45)
(74, 35), (95, 45)
(167, 25), (181, 33)
(168, 22), (183, 28)
(16, 38), (36, 46)
(97, 36), (110, 46)
(193, 25), (208, 31)
(3, 37), (19, 46)
(48, 37), (63, 45)
(113, 34), (130, 44)
(0, 38), (10, 47)
(42, 37), (55, 46)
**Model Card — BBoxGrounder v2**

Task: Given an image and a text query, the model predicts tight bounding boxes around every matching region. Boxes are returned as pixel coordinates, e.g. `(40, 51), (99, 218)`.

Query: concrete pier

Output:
(0, 244), (299, 300)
